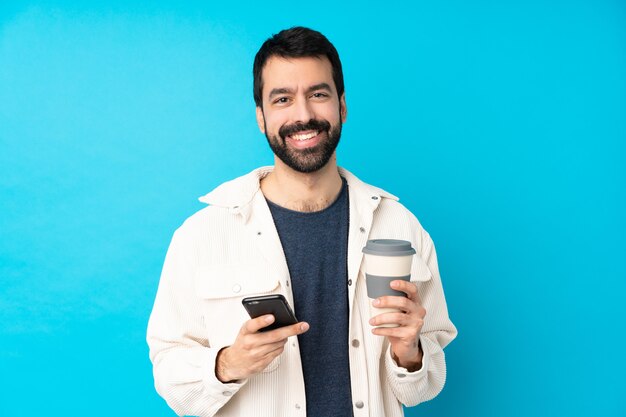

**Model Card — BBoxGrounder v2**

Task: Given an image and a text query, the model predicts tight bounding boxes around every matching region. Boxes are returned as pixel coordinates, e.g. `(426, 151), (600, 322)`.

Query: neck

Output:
(260, 155), (343, 212)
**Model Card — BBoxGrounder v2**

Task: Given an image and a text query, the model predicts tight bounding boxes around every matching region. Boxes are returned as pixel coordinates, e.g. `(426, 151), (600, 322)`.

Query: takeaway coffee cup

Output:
(362, 239), (416, 328)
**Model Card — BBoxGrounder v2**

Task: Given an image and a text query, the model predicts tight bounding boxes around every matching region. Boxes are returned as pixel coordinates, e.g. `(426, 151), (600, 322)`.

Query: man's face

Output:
(256, 56), (347, 173)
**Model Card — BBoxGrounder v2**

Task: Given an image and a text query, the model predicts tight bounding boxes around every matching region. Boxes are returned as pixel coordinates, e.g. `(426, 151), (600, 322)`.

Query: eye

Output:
(311, 92), (329, 99)
(273, 97), (290, 105)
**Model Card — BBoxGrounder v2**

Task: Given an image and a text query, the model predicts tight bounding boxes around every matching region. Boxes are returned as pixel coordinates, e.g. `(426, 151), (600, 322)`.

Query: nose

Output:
(291, 97), (314, 124)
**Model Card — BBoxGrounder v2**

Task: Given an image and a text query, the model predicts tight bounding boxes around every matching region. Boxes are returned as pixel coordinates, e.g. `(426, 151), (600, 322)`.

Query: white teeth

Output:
(291, 131), (318, 141)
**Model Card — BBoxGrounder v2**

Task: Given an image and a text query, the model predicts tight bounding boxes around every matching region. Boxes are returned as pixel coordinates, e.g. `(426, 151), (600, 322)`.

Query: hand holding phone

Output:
(215, 295), (309, 383)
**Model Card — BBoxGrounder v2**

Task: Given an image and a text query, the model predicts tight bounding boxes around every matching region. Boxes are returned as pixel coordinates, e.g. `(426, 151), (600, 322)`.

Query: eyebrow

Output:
(268, 82), (333, 99)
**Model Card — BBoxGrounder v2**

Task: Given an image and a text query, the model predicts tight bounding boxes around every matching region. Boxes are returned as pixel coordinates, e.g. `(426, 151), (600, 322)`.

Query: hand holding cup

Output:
(369, 279), (426, 371)
(362, 239), (426, 370)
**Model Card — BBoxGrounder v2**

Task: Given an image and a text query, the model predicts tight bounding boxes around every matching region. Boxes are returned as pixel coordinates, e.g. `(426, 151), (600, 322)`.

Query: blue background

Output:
(1, 1), (624, 416)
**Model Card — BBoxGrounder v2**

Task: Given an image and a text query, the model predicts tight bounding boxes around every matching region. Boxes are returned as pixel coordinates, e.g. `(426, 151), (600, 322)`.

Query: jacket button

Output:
(232, 284), (241, 293)
(371, 196), (379, 200)
(355, 401), (364, 408)
(347, 279), (352, 286)
(222, 391), (232, 396)
(351, 339), (360, 348)
(359, 227), (366, 233)
(295, 403), (301, 409)
(397, 373), (406, 378)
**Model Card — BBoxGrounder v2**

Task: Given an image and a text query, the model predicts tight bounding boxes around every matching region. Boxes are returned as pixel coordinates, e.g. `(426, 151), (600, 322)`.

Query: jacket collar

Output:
(198, 166), (398, 209)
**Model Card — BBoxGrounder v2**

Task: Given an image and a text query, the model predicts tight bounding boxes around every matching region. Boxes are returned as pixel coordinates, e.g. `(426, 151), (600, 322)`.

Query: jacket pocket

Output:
(195, 263), (283, 372)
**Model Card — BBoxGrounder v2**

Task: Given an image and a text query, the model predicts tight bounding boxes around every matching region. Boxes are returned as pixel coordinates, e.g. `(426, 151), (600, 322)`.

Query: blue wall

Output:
(1, 1), (624, 416)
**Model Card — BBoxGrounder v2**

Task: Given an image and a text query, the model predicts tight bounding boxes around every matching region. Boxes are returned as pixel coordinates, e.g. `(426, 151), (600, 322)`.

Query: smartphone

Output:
(242, 294), (298, 332)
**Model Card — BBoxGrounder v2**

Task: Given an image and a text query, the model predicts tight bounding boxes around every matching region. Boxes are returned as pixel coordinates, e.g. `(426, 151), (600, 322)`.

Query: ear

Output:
(340, 93), (347, 123)
(256, 106), (266, 134)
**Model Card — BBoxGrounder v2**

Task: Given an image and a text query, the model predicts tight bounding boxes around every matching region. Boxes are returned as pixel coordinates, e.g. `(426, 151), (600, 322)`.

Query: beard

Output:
(263, 115), (342, 174)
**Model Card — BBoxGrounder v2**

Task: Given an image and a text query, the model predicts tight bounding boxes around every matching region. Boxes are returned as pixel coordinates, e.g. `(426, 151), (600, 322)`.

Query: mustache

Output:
(279, 119), (331, 140)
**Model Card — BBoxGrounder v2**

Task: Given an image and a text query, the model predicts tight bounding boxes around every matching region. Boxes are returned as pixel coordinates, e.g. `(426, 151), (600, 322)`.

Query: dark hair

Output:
(253, 26), (344, 107)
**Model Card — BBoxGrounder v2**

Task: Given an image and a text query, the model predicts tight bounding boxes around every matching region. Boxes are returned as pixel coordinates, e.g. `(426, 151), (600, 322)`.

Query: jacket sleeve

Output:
(383, 229), (458, 407)
(146, 228), (247, 417)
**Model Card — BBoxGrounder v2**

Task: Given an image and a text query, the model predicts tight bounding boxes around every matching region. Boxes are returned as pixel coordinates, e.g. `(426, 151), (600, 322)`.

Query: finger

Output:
(369, 311), (408, 327)
(371, 325), (419, 340)
(390, 280), (419, 301)
(246, 344), (286, 375)
(238, 330), (286, 353)
(242, 315), (275, 335)
(251, 338), (289, 356)
(263, 342), (286, 358)
(374, 295), (415, 312)
(258, 345), (286, 368)
(371, 317), (424, 336)
(261, 321), (309, 343)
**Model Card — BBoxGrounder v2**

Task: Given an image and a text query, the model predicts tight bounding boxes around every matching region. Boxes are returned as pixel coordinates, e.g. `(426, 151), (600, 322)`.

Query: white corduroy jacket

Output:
(147, 166), (457, 417)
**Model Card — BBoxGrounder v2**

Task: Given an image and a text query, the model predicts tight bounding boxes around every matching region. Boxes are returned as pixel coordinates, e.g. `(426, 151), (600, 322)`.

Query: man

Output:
(147, 27), (457, 417)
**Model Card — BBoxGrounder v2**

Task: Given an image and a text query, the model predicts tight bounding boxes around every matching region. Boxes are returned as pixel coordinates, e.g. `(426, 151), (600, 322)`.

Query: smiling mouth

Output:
(285, 129), (323, 150)
(288, 130), (319, 141)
